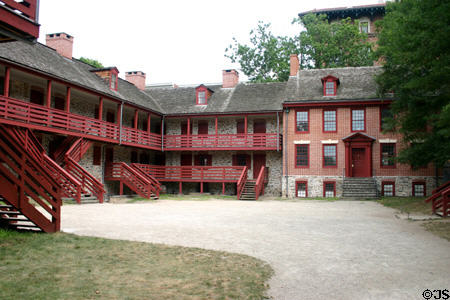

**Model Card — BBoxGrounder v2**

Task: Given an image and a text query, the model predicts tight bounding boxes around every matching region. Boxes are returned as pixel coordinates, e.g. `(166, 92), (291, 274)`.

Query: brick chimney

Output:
(46, 33), (74, 59)
(125, 71), (146, 90)
(222, 69), (239, 88)
(290, 54), (300, 76)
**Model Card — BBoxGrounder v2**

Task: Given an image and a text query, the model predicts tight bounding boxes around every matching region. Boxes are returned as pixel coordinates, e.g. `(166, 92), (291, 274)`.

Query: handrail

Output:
(237, 166), (248, 200)
(425, 181), (450, 217)
(164, 133), (281, 150)
(431, 181), (450, 195)
(66, 138), (91, 162)
(65, 156), (105, 203)
(254, 166), (266, 200)
(131, 163), (162, 196)
(106, 162), (154, 198)
(43, 154), (82, 203)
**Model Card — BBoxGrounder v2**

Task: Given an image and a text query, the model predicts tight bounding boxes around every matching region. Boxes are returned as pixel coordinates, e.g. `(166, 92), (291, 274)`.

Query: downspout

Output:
(119, 101), (124, 145)
(284, 108), (289, 197)
(35, 0), (40, 24)
(276, 112), (279, 152)
(161, 115), (165, 152)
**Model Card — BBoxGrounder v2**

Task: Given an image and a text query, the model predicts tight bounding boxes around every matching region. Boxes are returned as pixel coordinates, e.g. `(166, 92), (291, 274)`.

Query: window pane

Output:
(381, 144), (395, 166)
(297, 183), (306, 198)
(296, 145), (308, 167)
(198, 91), (206, 104)
(352, 109), (365, 131)
(323, 145), (337, 166)
(324, 110), (336, 131)
(325, 81), (335, 95)
(296, 111), (308, 132)
(360, 22), (369, 33)
(383, 184), (394, 196)
(414, 184), (424, 197)
(324, 183), (335, 197)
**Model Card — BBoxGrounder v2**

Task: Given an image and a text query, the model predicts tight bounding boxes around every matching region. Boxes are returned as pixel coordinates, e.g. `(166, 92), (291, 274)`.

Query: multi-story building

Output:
(298, 3), (386, 44)
(0, 30), (439, 231)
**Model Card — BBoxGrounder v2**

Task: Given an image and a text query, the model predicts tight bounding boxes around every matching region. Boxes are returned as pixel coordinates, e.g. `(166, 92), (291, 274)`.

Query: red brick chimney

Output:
(46, 33), (74, 59)
(290, 54), (299, 76)
(222, 69), (239, 88)
(125, 71), (146, 90)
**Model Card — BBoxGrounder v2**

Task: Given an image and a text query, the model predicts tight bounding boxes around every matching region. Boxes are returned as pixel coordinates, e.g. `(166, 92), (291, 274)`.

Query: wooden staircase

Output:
(426, 181), (450, 217)
(0, 124), (61, 232)
(240, 180), (257, 200)
(342, 177), (379, 199)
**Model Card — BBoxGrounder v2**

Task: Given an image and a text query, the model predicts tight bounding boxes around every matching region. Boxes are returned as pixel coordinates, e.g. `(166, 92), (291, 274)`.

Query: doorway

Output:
(253, 154), (266, 179)
(351, 148), (367, 177)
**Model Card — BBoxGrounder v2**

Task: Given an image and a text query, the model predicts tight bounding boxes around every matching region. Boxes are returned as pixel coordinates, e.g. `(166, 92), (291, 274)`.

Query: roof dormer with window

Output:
(321, 75), (340, 96)
(195, 85), (213, 105)
(91, 67), (120, 91)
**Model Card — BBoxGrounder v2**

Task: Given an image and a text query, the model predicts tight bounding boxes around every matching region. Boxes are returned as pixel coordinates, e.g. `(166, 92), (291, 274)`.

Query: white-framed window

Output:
(359, 18), (370, 34)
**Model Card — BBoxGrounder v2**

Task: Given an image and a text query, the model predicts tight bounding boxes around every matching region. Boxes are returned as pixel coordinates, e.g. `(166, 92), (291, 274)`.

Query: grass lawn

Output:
(0, 229), (273, 300)
(377, 196), (431, 215)
(377, 196), (450, 242)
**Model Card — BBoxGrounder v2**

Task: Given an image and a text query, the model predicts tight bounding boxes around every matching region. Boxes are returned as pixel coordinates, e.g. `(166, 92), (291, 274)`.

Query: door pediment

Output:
(342, 132), (376, 143)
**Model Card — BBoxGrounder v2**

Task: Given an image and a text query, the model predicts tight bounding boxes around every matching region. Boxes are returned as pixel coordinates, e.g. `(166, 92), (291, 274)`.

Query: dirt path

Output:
(62, 200), (450, 300)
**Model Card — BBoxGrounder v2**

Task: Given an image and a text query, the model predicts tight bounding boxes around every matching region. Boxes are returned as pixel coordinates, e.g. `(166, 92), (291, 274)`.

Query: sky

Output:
(38, 0), (383, 85)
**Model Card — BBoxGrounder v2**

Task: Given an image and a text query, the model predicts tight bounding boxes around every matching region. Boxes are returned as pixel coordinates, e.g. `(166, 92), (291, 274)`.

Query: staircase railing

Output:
(426, 181), (450, 217)
(53, 136), (77, 164)
(66, 138), (92, 162)
(43, 154), (83, 203)
(254, 166), (266, 201)
(105, 162), (154, 199)
(237, 166), (248, 200)
(0, 124), (61, 232)
(65, 157), (104, 203)
(131, 163), (161, 197)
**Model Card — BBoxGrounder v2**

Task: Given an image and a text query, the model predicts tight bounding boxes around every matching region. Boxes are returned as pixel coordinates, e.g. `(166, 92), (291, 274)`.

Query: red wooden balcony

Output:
(164, 133), (282, 151)
(0, 95), (162, 150)
(0, 0), (40, 41)
(133, 164), (246, 183)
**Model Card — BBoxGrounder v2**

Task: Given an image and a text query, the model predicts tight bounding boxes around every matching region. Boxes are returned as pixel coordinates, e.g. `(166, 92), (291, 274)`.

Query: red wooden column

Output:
(215, 116), (218, 146)
(134, 109), (138, 129)
(116, 103), (122, 125)
(65, 87), (71, 113)
(147, 113), (151, 133)
(4, 67), (10, 96)
(244, 115), (248, 145)
(98, 97), (103, 120)
(179, 182), (182, 194)
(46, 80), (52, 108)
(222, 182), (225, 195)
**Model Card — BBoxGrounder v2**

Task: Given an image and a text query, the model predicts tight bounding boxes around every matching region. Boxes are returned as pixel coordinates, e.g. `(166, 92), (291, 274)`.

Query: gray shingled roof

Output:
(145, 81), (286, 115)
(0, 41), (163, 113)
(285, 66), (383, 102)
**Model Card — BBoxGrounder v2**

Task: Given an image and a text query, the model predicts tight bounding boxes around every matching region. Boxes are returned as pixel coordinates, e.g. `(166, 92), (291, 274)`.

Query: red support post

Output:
(65, 87), (71, 113)
(179, 182), (182, 194)
(46, 80), (52, 108)
(147, 113), (151, 133)
(134, 109), (138, 129)
(98, 97), (103, 120)
(4, 67), (10, 97)
(120, 182), (123, 195)
(116, 103), (122, 124)
(244, 115), (248, 135)
(222, 182), (225, 195)
(200, 182), (203, 194)
(215, 116), (218, 147)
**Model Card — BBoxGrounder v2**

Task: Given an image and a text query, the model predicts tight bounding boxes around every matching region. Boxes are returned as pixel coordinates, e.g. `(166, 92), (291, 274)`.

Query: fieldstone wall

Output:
(282, 176), (344, 198)
(374, 176), (436, 197)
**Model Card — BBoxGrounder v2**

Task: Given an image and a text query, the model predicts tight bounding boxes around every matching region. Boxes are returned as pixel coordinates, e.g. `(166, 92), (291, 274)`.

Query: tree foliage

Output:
(79, 57), (104, 69)
(225, 14), (374, 82)
(296, 14), (374, 69)
(225, 22), (298, 82)
(376, 0), (450, 168)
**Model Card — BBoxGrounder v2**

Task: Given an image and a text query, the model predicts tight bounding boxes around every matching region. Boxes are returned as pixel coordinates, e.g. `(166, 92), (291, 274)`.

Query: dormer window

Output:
(111, 72), (118, 90)
(321, 75), (339, 96)
(195, 84), (213, 105)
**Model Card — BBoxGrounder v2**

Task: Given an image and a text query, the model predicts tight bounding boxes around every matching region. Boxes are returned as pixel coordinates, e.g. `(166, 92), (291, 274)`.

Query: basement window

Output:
(296, 181), (308, 198)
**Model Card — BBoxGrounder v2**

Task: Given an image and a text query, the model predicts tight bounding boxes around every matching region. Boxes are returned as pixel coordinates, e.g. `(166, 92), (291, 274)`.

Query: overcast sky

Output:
(38, 0), (382, 85)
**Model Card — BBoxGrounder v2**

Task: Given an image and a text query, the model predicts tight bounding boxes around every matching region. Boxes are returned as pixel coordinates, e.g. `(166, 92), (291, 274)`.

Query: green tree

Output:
(225, 14), (374, 82)
(296, 14), (374, 69)
(225, 22), (298, 82)
(376, 0), (450, 168)
(79, 57), (104, 69)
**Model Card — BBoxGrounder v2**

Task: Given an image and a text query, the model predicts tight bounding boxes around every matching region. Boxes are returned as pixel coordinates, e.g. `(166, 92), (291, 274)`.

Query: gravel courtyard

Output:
(62, 200), (450, 300)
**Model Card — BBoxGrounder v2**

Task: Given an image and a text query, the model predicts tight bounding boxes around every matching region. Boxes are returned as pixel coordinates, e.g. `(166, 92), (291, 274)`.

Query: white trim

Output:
(321, 139), (338, 144)
(294, 140), (310, 144)
(379, 139), (397, 143)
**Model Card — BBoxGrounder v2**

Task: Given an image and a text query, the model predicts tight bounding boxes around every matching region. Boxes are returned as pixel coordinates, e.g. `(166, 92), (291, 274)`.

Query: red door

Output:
(198, 121), (208, 134)
(105, 147), (114, 176)
(253, 154), (266, 179)
(30, 89), (44, 105)
(352, 148), (366, 177)
(253, 120), (266, 147)
(181, 154), (192, 179)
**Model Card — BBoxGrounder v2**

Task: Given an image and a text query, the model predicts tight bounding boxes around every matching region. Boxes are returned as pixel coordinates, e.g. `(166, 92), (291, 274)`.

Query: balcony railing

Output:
(0, 95), (162, 150)
(0, 0), (40, 39)
(164, 133), (282, 151)
(133, 164), (246, 182)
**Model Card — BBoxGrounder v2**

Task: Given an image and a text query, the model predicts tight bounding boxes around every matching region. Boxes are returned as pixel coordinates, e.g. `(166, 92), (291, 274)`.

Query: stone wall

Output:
(374, 176), (436, 197)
